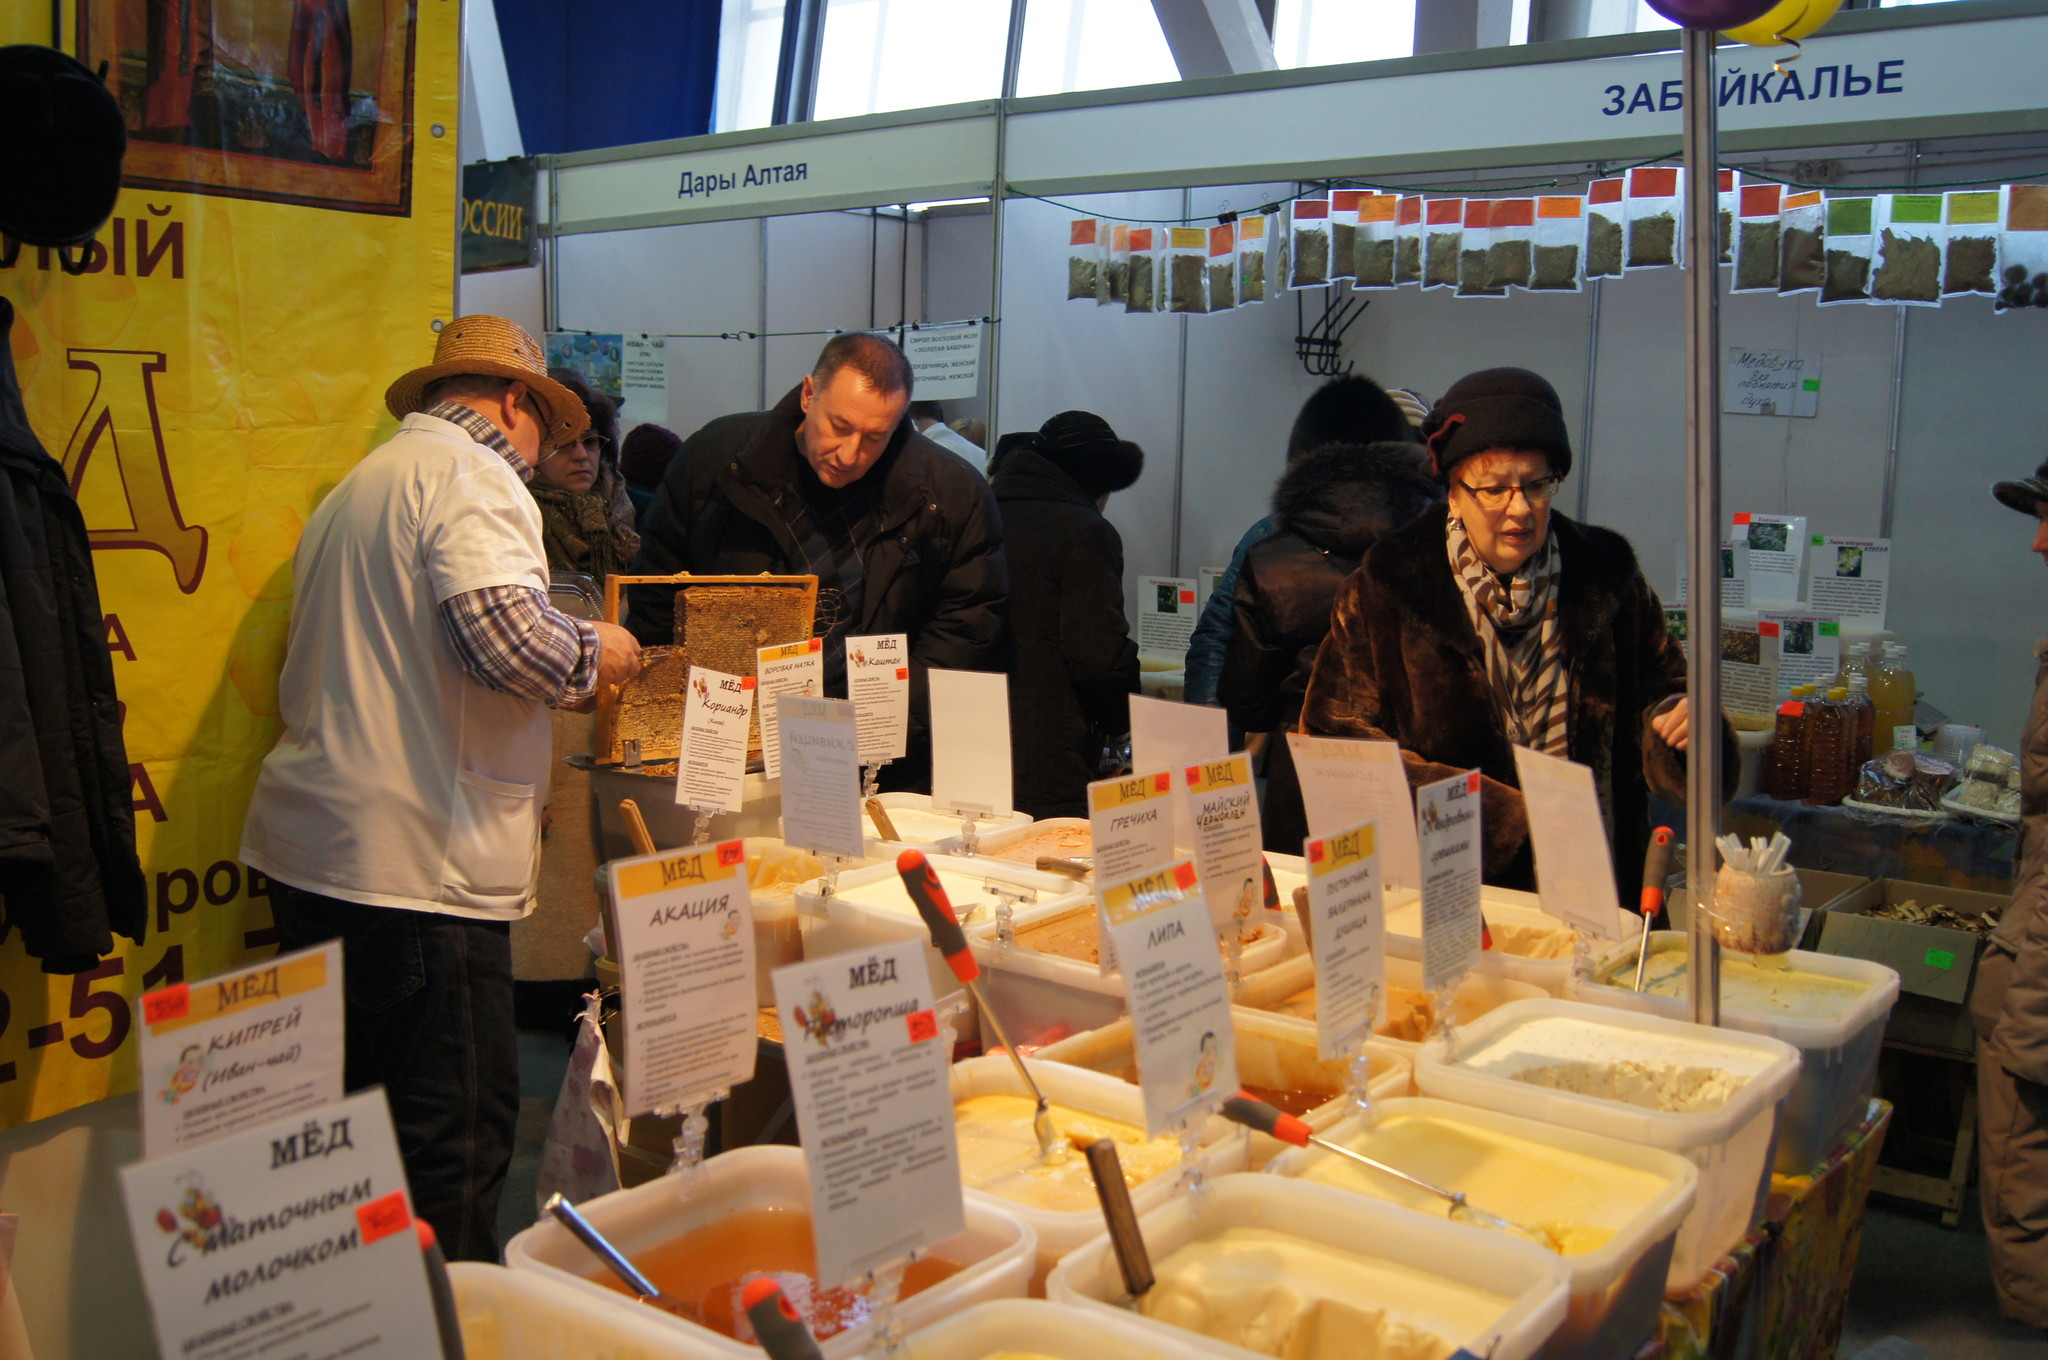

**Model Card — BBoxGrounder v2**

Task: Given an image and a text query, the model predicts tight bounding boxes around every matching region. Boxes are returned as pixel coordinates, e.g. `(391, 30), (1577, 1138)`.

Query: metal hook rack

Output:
(1294, 286), (1366, 378)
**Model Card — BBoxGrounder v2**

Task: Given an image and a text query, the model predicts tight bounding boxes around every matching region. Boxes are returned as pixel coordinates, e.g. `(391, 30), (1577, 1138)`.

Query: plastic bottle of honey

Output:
(1803, 687), (1852, 805)
(1870, 643), (1917, 756)
(1834, 640), (1874, 691)
(1843, 672), (1876, 777)
(1767, 685), (1810, 801)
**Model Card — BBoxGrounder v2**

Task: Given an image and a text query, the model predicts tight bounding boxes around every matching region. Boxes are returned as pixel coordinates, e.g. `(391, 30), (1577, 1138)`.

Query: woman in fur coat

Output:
(1299, 367), (1726, 897)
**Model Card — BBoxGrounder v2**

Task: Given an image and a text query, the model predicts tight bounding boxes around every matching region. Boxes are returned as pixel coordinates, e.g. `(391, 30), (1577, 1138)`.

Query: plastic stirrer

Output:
(895, 849), (1059, 1160)
(1035, 856), (1092, 881)
(543, 1193), (699, 1319)
(864, 798), (902, 843)
(740, 1277), (826, 1360)
(1077, 1134), (1154, 1299)
(1218, 1095), (1554, 1250)
(1634, 826), (1677, 992)
(1290, 885), (1315, 961)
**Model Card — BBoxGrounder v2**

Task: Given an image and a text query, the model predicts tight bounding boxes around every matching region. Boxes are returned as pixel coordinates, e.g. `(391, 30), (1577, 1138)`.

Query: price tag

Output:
(1129, 693), (1228, 851)
(1512, 747), (1627, 942)
(675, 666), (755, 814)
(772, 940), (964, 1288)
(1304, 823), (1386, 1062)
(1101, 861), (1236, 1137)
(137, 942), (345, 1157)
(1417, 770), (1484, 993)
(928, 668), (1013, 817)
(120, 1089), (439, 1360)
(777, 695), (865, 860)
(756, 638), (825, 781)
(1287, 733), (1422, 889)
(1184, 754), (1264, 938)
(610, 841), (759, 1117)
(845, 633), (910, 764)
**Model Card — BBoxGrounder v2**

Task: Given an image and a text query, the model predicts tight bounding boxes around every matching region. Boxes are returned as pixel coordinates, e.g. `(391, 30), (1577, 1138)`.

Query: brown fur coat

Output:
(1299, 502), (1731, 896)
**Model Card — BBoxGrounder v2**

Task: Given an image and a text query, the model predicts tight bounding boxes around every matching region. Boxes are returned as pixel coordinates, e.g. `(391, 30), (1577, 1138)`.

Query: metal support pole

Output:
(1575, 275), (1603, 523)
(1681, 27), (1723, 1028)
(984, 0), (1028, 434)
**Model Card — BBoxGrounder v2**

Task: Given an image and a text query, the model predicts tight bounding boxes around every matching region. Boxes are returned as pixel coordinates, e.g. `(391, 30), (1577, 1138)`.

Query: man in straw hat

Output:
(241, 315), (641, 1259)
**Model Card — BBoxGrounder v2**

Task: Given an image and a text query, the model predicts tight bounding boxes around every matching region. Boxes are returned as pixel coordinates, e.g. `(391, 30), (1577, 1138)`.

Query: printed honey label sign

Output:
(1185, 754), (1264, 938)
(1099, 860), (1235, 1137)
(1304, 822), (1385, 1062)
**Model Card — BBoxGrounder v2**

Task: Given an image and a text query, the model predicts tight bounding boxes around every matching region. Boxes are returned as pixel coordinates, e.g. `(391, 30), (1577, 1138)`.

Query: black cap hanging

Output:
(0, 44), (127, 274)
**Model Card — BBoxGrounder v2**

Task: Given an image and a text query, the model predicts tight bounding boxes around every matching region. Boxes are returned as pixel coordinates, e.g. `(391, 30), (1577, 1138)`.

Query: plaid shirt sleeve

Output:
(437, 584), (602, 708)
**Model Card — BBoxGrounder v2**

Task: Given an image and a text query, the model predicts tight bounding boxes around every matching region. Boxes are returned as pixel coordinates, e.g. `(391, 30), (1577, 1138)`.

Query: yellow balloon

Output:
(1722, 0), (1844, 44)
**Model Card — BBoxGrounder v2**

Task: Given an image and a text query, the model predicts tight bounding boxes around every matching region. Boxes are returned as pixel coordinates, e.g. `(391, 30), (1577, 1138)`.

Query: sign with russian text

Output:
(460, 156), (538, 273)
(900, 323), (983, 401)
(1417, 771), (1484, 993)
(675, 665), (755, 814)
(1304, 823), (1385, 1062)
(776, 696), (865, 861)
(1288, 733), (1422, 889)
(1512, 748), (1626, 944)
(1185, 755), (1264, 939)
(1129, 694), (1227, 852)
(1102, 861), (1236, 1138)
(757, 638), (825, 781)
(1136, 576), (1198, 657)
(1732, 512), (1808, 605)
(846, 633), (910, 765)
(1806, 535), (1890, 629)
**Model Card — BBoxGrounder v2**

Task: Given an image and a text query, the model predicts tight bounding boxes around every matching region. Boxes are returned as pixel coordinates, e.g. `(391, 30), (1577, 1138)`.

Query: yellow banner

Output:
(0, 0), (457, 1129)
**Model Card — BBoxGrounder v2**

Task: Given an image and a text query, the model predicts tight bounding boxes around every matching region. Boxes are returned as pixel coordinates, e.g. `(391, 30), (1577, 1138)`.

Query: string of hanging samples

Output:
(1063, 176), (2048, 315)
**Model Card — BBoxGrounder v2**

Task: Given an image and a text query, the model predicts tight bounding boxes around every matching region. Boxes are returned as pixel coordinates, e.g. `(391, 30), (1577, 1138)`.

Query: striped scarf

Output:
(1447, 515), (1570, 756)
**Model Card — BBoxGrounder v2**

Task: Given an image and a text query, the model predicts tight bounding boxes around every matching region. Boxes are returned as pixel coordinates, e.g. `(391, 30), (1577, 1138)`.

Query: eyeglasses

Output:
(541, 435), (605, 463)
(1455, 475), (1564, 511)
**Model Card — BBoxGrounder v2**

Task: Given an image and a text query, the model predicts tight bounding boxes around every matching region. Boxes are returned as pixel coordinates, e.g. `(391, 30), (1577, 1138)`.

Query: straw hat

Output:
(383, 315), (589, 446)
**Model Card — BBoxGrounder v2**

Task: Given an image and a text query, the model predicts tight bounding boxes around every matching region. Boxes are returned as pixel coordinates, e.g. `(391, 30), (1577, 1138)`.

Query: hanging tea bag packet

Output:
(1819, 197), (1875, 305)
(1290, 198), (1331, 288)
(1068, 218), (1100, 300)
(1395, 195), (1424, 286)
(1942, 190), (1999, 298)
(1732, 183), (1783, 293)
(1527, 196), (1583, 291)
(1206, 223), (1237, 312)
(1105, 224), (1131, 304)
(1625, 166), (1681, 270)
(1328, 190), (1363, 282)
(1585, 177), (1624, 279)
(1237, 213), (1268, 305)
(1125, 227), (1158, 313)
(1487, 198), (1535, 291)
(1717, 169), (1737, 265)
(1095, 220), (1115, 305)
(1424, 198), (1464, 290)
(1457, 200), (1504, 298)
(1168, 226), (1210, 314)
(1995, 184), (2048, 313)
(1354, 193), (1399, 288)
(1272, 205), (1290, 293)
(1870, 194), (1943, 307)
(1778, 191), (1826, 295)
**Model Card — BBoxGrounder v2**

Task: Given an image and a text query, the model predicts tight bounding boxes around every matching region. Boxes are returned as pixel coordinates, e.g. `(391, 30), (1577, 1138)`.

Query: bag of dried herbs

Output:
(1732, 183), (1783, 293)
(1716, 169), (1736, 266)
(1995, 184), (2048, 313)
(1105, 224), (1131, 304)
(1354, 193), (1399, 288)
(1585, 177), (1624, 279)
(1942, 190), (1999, 298)
(1625, 166), (1681, 270)
(1395, 195), (1424, 286)
(1487, 198), (1535, 291)
(1870, 195), (1943, 307)
(1527, 196), (1583, 292)
(1067, 218), (1100, 300)
(1778, 190), (1826, 295)
(1206, 223), (1237, 312)
(1456, 200), (1505, 298)
(1424, 197), (1464, 290)
(1819, 197), (1875, 305)
(1125, 227), (1158, 313)
(1329, 190), (1363, 282)
(1237, 213), (1268, 305)
(1290, 198), (1331, 288)
(1167, 227), (1210, 314)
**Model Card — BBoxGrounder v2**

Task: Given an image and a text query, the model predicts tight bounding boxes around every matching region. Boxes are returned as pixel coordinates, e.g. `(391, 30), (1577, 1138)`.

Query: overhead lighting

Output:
(906, 197), (992, 213)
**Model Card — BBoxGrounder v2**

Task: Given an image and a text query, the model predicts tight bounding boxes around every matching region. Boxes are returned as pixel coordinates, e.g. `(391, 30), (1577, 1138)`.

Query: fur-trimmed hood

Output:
(1270, 442), (1438, 560)
(1286, 375), (1422, 462)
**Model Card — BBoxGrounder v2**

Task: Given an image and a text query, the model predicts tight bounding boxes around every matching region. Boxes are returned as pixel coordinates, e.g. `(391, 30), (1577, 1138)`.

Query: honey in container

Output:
(587, 1206), (962, 1341)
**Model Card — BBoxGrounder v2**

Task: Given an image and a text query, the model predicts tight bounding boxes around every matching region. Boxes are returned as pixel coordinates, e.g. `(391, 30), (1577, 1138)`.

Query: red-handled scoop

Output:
(741, 1278), (825, 1360)
(1633, 826), (1676, 992)
(896, 850), (1057, 1159)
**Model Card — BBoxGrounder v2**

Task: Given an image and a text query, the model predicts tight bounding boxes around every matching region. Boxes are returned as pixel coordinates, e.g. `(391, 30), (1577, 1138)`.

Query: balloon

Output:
(1722, 0), (1845, 45)
(1643, 0), (1779, 27)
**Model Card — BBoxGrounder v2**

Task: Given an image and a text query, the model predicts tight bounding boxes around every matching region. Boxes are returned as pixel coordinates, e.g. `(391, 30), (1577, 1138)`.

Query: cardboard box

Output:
(1815, 878), (2009, 1054)
(1666, 867), (1869, 942)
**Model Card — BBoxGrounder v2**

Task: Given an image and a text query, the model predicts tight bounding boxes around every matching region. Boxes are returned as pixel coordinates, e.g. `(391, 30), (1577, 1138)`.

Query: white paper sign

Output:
(772, 940), (964, 1288)
(846, 633), (911, 765)
(675, 665), (755, 813)
(121, 1089), (439, 1360)
(1805, 535), (1891, 629)
(1733, 512), (1808, 605)
(929, 668), (1013, 818)
(138, 943), (345, 1158)
(1288, 733), (1423, 889)
(1101, 861), (1237, 1138)
(610, 841), (759, 1117)
(1136, 576), (1199, 656)
(1675, 541), (1751, 612)
(757, 637), (825, 781)
(1303, 822), (1386, 1063)
(1416, 770), (1484, 993)
(777, 695), (866, 860)
(1129, 693), (1228, 852)
(1184, 753), (1265, 938)
(1088, 770), (1178, 886)
(621, 335), (669, 426)
(1719, 620), (1782, 722)
(1759, 611), (1842, 693)
(1723, 348), (1820, 418)
(1512, 747), (1626, 943)
(900, 322), (983, 401)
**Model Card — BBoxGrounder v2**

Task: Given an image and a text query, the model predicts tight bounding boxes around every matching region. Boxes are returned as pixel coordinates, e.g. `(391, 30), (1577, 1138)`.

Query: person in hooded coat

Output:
(1220, 442), (1442, 852)
(994, 412), (1144, 819)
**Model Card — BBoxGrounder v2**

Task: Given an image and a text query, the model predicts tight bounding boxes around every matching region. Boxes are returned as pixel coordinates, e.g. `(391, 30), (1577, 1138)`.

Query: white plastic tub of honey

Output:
(892, 1298), (1201, 1360)
(974, 818), (1094, 870)
(502, 1145), (1034, 1358)
(1384, 887), (1616, 997)
(450, 1261), (732, 1359)
(1045, 1173), (1569, 1360)
(947, 1055), (1245, 1294)
(739, 836), (872, 1007)
(1265, 1097), (1697, 1360)
(851, 793), (1033, 858)
(1234, 952), (1546, 1062)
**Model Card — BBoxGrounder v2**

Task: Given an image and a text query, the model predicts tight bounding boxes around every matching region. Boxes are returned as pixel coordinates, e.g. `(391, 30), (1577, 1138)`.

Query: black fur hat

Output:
(1037, 410), (1144, 497)
(0, 46), (125, 252)
(1421, 367), (1573, 484)
(1286, 373), (1422, 463)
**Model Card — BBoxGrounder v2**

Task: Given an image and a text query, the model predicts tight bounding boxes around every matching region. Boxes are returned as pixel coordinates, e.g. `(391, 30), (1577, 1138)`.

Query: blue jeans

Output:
(268, 881), (519, 1262)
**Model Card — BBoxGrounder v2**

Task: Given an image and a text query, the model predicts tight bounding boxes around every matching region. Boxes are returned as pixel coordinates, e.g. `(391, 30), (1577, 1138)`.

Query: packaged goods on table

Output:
(1864, 896), (2002, 934)
(1852, 749), (1957, 812)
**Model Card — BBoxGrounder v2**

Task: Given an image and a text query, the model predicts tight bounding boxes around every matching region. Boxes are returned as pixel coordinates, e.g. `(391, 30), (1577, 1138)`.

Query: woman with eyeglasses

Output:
(529, 367), (641, 585)
(1299, 367), (1729, 897)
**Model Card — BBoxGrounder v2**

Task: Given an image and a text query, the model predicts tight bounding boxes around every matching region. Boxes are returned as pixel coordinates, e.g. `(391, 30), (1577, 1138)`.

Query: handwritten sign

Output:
(1304, 823), (1386, 1062)
(1101, 861), (1236, 1137)
(1723, 348), (1820, 418)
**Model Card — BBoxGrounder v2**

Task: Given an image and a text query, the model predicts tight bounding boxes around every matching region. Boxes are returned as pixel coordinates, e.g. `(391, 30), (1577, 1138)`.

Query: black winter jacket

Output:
(0, 299), (147, 972)
(627, 385), (1007, 790)
(991, 447), (1138, 818)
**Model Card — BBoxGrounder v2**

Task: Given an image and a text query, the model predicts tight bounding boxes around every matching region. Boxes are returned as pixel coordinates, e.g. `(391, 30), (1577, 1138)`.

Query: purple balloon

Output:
(1644, 0), (1780, 26)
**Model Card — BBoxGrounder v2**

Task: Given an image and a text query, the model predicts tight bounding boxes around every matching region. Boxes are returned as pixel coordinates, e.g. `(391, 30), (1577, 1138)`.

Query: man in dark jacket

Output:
(1220, 442), (1441, 852)
(992, 412), (1144, 819)
(628, 334), (1006, 790)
